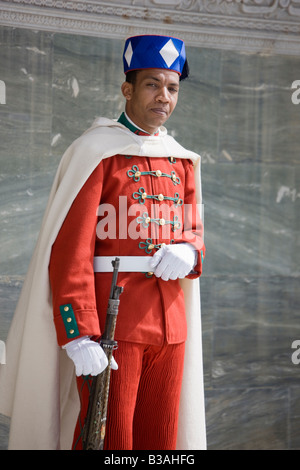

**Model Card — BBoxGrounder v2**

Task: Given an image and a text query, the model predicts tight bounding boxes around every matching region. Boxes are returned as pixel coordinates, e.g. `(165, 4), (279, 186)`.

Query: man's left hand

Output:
(150, 243), (197, 281)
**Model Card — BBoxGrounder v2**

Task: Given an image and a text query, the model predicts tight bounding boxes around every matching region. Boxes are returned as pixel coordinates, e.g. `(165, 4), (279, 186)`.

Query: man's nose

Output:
(156, 87), (170, 102)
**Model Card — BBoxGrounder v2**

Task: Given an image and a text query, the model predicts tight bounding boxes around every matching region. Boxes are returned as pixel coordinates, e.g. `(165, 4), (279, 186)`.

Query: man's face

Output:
(122, 68), (180, 135)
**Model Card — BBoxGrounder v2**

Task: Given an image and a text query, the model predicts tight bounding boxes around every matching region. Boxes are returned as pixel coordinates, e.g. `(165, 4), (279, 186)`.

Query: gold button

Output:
(142, 192), (147, 199)
(160, 243), (166, 247)
(174, 223), (180, 229)
(145, 216), (151, 224)
(159, 218), (165, 225)
(158, 194), (164, 201)
(69, 329), (74, 335)
(64, 306), (69, 312)
(156, 170), (162, 177)
(135, 171), (141, 178)
(171, 174), (176, 181)
(170, 156), (174, 162)
(66, 317), (72, 323)
(148, 244), (155, 250)
(147, 272), (154, 276)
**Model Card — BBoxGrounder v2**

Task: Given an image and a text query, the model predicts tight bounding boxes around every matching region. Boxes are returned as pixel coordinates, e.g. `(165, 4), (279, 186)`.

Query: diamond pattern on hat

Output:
(159, 39), (180, 68)
(124, 41), (133, 67)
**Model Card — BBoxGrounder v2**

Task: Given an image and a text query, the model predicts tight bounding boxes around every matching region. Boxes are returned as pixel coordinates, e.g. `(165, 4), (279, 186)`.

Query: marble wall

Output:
(0, 26), (299, 450)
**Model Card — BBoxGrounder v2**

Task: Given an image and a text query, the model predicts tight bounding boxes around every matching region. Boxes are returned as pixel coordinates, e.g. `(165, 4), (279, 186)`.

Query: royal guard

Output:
(0, 35), (206, 450)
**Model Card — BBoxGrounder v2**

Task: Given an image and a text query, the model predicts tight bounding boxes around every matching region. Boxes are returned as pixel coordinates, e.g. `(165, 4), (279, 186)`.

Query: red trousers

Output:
(72, 340), (185, 450)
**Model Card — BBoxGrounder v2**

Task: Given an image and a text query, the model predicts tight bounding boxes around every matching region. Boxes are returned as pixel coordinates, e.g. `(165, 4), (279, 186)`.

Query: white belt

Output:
(93, 256), (153, 273)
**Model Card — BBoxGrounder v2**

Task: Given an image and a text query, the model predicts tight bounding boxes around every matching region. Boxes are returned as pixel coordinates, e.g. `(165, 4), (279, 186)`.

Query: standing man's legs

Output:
(72, 340), (185, 450)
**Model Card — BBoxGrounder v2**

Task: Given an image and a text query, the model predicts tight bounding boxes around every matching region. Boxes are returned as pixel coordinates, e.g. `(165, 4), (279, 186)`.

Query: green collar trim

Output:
(118, 112), (140, 134)
(118, 112), (158, 136)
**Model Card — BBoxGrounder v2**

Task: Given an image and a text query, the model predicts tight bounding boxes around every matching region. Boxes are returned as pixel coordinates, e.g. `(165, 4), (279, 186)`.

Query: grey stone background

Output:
(0, 26), (299, 449)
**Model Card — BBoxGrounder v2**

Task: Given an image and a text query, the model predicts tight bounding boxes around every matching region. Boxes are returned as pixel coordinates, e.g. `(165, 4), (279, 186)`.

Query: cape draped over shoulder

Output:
(0, 118), (206, 450)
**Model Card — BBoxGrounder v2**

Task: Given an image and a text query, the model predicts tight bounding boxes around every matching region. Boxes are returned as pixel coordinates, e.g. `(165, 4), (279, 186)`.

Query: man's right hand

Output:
(63, 336), (118, 376)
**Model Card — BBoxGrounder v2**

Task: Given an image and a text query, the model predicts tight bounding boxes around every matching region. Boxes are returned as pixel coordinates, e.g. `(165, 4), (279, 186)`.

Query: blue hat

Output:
(123, 35), (188, 79)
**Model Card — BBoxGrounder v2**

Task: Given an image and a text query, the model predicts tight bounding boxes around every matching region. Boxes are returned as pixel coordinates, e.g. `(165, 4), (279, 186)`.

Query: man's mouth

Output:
(151, 108), (168, 116)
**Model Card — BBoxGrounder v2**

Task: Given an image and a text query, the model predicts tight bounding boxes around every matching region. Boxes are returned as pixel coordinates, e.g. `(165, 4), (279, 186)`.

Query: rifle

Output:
(82, 257), (123, 450)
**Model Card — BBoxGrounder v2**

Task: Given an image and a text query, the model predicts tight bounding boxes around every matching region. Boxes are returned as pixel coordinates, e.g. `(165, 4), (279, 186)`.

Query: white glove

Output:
(63, 336), (118, 376)
(150, 243), (197, 281)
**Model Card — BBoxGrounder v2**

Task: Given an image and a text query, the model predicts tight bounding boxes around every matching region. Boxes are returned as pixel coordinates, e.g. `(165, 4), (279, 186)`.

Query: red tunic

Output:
(49, 153), (205, 347)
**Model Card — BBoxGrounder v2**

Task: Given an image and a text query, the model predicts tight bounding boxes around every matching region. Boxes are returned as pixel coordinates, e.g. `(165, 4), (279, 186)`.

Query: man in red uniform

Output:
(49, 35), (205, 450)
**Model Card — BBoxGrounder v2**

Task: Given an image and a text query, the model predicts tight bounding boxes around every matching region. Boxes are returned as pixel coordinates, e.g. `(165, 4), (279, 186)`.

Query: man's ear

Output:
(121, 81), (133, 101)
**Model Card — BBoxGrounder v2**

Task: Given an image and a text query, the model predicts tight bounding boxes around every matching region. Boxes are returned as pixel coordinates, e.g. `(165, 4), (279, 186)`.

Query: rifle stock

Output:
(82, 257), (123, 450)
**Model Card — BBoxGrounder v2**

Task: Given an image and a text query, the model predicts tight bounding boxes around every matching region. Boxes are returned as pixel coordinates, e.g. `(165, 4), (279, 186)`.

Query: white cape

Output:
(0, 118), (206, 450)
